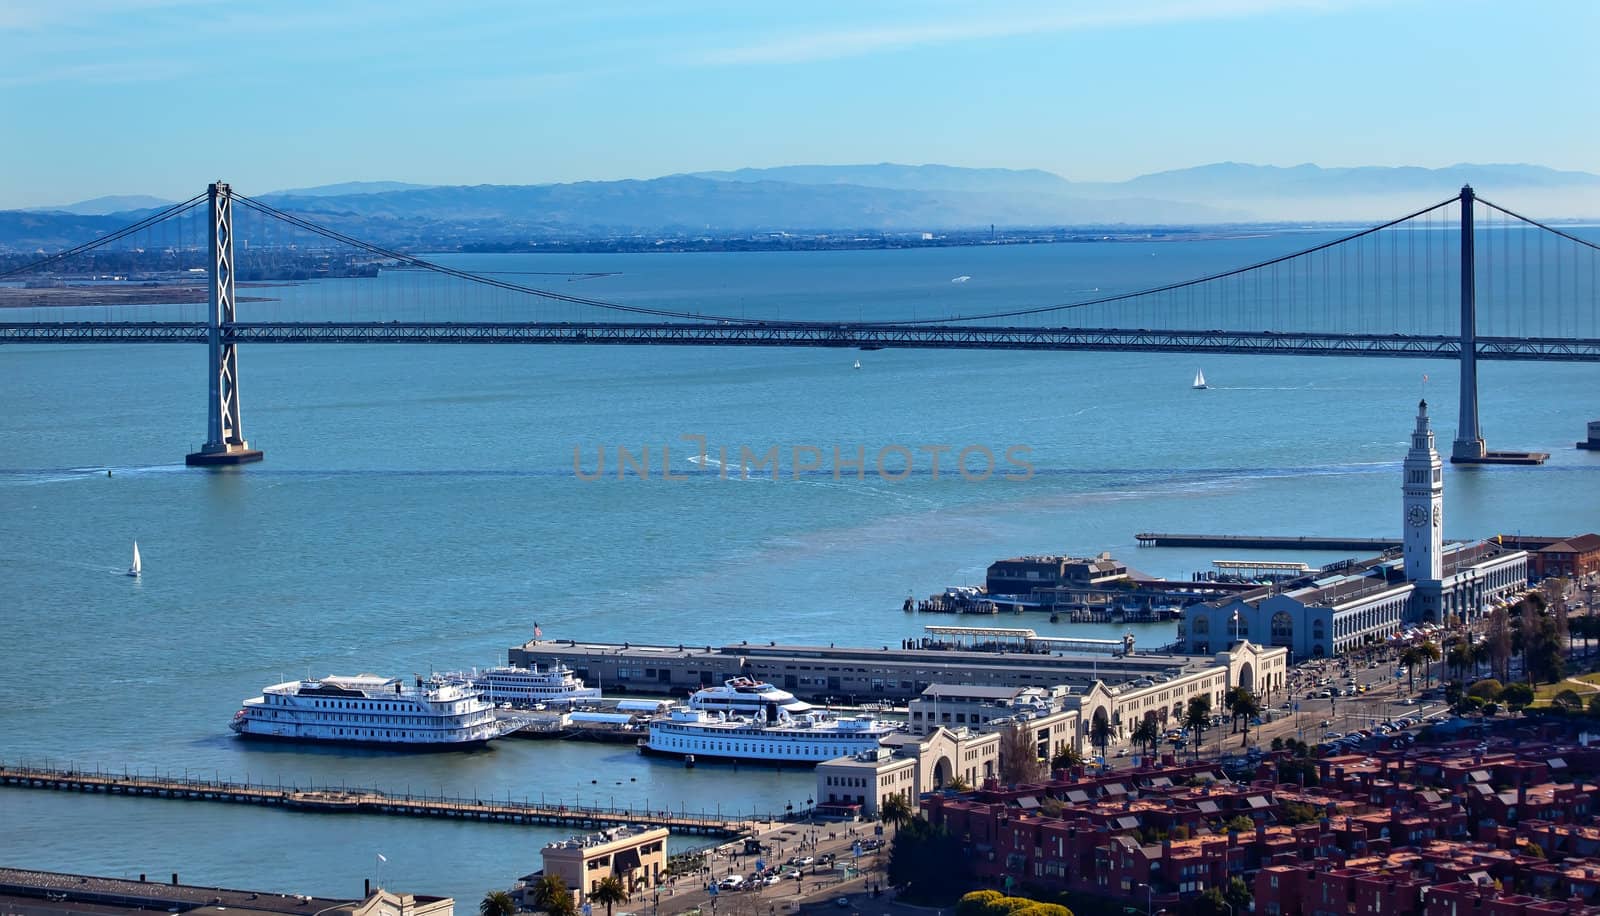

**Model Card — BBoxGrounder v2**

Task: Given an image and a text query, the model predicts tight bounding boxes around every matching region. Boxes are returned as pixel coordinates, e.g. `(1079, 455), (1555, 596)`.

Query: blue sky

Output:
(0, 0), (1595, 208)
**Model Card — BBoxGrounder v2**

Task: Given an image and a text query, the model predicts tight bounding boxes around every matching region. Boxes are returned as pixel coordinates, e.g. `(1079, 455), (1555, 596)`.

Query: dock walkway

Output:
(0, 763), (761, 836)
(1135, 532), (1401, 551)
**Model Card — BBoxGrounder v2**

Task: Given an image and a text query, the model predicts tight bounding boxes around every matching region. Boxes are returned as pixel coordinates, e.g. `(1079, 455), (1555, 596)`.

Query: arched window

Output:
(1270, 612), (1294, 647)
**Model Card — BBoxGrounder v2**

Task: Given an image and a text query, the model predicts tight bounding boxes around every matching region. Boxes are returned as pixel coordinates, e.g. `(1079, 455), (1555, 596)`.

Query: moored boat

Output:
(230, 673), (519, 748)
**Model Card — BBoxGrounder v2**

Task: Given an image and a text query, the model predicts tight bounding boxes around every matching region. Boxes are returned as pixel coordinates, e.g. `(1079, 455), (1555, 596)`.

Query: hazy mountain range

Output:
(6, 162), (1597, 251)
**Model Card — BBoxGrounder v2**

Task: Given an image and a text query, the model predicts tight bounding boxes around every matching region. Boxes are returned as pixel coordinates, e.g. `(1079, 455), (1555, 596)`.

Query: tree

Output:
(1588, 694), (1600, 717)
(1230, 690), (1262, 748)
(1416, 641), (1442, 688)
(1524, 613), (1567, 685)
(880, 792), (914, 827)
(531, 876), (575, 916)
(481, 891), (516, 916)
(1089, 716), (1113, 762)
(957, 891), (1007, 916)
(1447, 642), (1474, 682)
(1488, 607), (1512, 682)
(1196, 888), (1231, 916)
(1399, 647), (1422, 693)
(1552, 690), (1584, 712)
(1222, 814), (1255, 834)
(1000, 723), (1045, 785)
(1050, 743), (1084, 771)
(1131, 716), (1161, 760)
(1184, 696), (1212, 759)
(947, 774), (972, 793)
(1467, 679), (1504, 702)
(887, 816), (970, 902)
(1499, 682), (1534, 713)
(1225, 876), (1253, 908)
(589, 877), (626, 916)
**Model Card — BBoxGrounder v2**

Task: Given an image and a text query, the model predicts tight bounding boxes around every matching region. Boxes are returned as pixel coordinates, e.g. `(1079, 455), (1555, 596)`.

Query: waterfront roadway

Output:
(1108, 643), (1446, 761)
(652, 821), (898, 916)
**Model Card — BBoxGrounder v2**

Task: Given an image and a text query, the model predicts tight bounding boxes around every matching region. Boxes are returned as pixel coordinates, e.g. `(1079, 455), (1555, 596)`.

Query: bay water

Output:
(2, 236), (1597, 903)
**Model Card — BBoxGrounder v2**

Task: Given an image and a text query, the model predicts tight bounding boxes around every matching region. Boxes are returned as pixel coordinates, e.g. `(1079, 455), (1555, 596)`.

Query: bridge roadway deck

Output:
(0, 764), (755, 836)
(1, 321), (1598, 360)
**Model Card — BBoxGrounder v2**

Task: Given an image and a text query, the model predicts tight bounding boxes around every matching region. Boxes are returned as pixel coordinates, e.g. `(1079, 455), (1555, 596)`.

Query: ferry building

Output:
(1180, 400), (1529, 660)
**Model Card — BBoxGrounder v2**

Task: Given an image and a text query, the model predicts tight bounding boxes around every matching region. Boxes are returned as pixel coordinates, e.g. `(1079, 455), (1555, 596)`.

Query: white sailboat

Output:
(127, 541), (142, 578)
(1192, 369), (1208, 390)
(852, 359), (862, 370)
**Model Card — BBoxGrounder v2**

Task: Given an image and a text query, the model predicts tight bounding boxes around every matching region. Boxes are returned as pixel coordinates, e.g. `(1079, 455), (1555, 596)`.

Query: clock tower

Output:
(1403, 399), (1444, 581)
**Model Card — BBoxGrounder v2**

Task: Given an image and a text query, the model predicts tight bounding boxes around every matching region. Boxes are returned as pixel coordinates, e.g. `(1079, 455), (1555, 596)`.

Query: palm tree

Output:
(1050, 743), (1084, 771)
(1183, 696), (1212, 760)
(532, 875), (575, 916)
(1398, 646), (1422, 693)
(1447, 642), (1473, 682)
(589, 877), (627, 916)
(481, 891), (517, 916)
(1132, 716), (1161, 760)
(1089, 716), (1113, 763)
(1417, 641), (1441, 688)
(1232, 692), (1261, 748)
(880, 792), (913, 827)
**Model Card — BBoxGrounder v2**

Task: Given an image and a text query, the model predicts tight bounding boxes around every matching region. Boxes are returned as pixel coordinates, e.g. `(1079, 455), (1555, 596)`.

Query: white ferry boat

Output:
(686, 677), (813, 718)
(642, 681), (899, 764)
(438, 662), (601, 708)
(230, 674), (519, 748)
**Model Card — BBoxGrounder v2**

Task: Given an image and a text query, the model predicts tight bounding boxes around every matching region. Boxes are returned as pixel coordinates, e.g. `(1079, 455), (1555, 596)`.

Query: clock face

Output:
(1407, 505), (1428, 527)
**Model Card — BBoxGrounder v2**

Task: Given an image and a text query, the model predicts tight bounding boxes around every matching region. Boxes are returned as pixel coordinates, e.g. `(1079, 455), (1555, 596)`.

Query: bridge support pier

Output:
(1450, 184), (1546, 466)
(186, 181), (262, 467)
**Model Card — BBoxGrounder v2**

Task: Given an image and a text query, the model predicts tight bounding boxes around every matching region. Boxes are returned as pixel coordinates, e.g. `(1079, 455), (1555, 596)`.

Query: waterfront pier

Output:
(0, 762), (761, 837)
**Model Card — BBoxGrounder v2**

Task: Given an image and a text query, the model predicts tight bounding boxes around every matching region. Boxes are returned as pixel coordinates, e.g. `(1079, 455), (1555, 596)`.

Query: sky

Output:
(0, 0), (1595, 208)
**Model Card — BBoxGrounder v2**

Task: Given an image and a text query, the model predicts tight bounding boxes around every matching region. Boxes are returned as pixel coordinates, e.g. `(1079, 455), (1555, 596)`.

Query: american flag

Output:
(534, 621), (543, 638)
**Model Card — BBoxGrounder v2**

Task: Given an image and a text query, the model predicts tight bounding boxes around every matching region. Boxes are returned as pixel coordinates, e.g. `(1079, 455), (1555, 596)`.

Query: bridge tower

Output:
(1449, 185), (1548, 466)
(185, 181), (263, 466)
(1450, 185), (1486, 463)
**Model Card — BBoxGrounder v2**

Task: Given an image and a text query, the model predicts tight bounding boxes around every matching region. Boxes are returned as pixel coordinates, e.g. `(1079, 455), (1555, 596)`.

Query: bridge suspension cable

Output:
(882, 195), (1463, 326)
(0, 193), (207, 280)
(229, 193), (766, 325)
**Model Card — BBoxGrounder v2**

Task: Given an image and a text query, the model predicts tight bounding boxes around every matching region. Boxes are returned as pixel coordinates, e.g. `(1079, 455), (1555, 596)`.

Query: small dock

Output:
(0, 763), (761, 837)
(1135, 532), (1401, 551)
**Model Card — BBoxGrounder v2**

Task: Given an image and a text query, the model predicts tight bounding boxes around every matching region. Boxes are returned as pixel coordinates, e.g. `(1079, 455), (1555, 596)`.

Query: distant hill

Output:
(256, 175), (1235, 231)
(34, 194), (176, 216)
(266, 180), (437, 198)
(4, 162), (1596, 252)
(688, 163), (1074, 195)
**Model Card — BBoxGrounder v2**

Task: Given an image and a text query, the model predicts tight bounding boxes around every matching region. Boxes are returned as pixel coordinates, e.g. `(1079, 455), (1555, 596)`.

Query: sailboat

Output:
(1192, 369), (1208, 390)
(852, 359), (862, 370)
(127, 541), (142, 578)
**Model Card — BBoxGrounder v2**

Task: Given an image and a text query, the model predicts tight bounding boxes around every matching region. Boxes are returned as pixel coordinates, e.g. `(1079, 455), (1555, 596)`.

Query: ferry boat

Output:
(438, 662), (601, 708)
(686, 677), (813, 718)
(642, 707), (898, 764)
(641, 680), (899, 764)
(230, 674), (519, 748)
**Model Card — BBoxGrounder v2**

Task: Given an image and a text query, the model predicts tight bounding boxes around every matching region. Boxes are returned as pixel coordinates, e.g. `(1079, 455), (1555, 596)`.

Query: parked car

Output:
(720, 875), (745, 889)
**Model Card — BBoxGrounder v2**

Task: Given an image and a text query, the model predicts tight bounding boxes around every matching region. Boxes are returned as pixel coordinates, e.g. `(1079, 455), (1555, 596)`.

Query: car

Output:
(762, 875), (782, 887)
(1401, 697), (1417, 705)
(719, 875), (745, 889)
(817, 853), (834, 865)
(1319, 719), (1333, 728)
(792, 856), (814, 867)
(1280, 701), (1292, 710)
(1325, 731), (1343, 739)
(835, 898), (852, 909)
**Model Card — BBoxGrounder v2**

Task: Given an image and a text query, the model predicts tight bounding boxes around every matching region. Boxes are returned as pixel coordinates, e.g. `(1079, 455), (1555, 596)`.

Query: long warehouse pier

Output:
(1135, 533), (1402, 551)
(0, 763), (758, 836)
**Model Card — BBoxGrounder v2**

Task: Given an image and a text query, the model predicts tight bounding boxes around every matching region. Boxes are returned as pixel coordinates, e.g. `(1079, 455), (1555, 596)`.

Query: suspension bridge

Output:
(0, 182), (1595, 466)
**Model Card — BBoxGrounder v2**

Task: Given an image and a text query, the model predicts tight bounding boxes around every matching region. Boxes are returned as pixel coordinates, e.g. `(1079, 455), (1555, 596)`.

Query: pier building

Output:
(511, 636), (1282, 711)
(534, 826), (668, 904)
(816, 726), (1001, 817)
(0, 868), (452, 916)
(1180, 401), (1529, 660)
